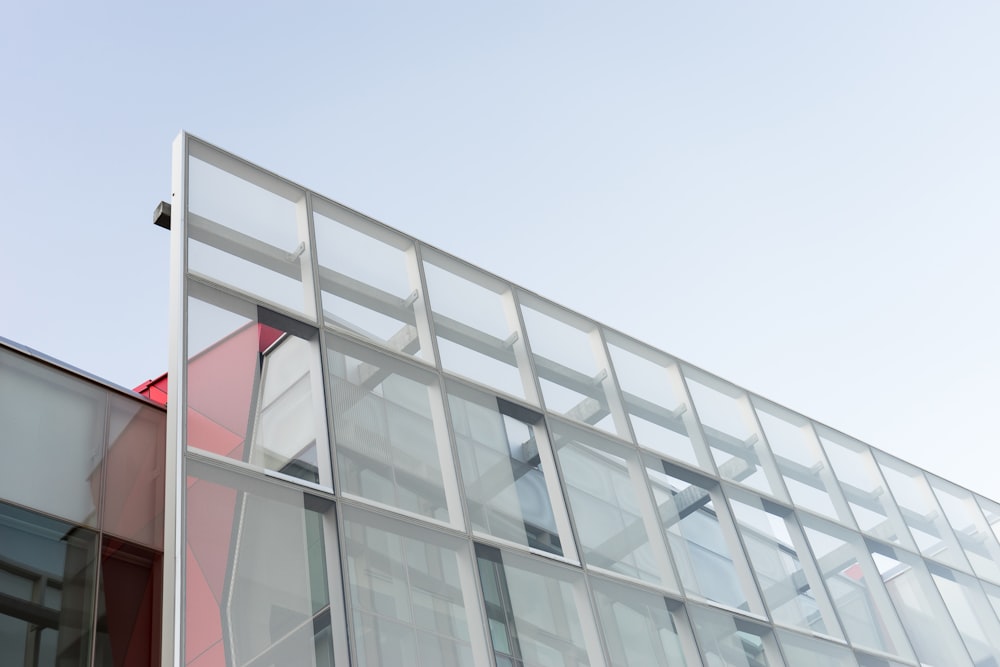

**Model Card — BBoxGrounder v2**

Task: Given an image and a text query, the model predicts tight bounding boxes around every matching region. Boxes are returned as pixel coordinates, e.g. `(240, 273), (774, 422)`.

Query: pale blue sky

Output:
(2, 2), (998, 497)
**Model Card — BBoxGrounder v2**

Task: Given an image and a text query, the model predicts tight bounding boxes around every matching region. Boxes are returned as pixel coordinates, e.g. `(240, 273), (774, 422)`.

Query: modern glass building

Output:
(0, 338), (166, 666)
(5, 132), (1000, 666)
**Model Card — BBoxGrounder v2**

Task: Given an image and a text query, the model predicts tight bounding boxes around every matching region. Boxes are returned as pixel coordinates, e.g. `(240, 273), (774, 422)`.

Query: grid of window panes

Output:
(171, 134), (1000, 667)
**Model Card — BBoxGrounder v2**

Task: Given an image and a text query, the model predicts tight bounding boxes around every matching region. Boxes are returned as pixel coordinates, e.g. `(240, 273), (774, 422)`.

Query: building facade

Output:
(0, 338), (165, 666)
(4, 133), (1000, 666)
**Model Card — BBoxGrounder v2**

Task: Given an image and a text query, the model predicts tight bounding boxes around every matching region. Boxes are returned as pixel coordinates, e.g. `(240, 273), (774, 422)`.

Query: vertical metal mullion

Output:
(162, 131), (191, 667)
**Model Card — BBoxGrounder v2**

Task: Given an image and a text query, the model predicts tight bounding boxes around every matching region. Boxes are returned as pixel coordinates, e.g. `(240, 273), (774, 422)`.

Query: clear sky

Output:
(2, 2), (998, 499)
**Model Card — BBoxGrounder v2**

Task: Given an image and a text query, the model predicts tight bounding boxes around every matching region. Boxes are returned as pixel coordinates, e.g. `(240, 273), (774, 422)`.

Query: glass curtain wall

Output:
(168, 134), (1000, 667)
(0, 342), (166, 667)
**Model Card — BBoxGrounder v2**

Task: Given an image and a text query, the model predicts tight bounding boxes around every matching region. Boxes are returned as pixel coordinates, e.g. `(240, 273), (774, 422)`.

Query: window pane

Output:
(93, 539), (160, 667)
(519, 296), (625, 436)
(591, 576), (694, 667)
(187, 142), (314, 318)
(776, 629), (857, 667)
(816, 427), (914, 549)
(684, 368), (784, 499)
(647, 462), (761, 613)
(423, 252), (534, 400)
(186, 284), (329, 485)
(476, 547), (602, 667)
(873, 452), (970, 571)
(0, 347), (107, 526)
(0, 501), (100, 667)
(799, 517), (914, 661)
(552, 422), (672, 587)
(927, 476), (1000, 584)
(328, 337), (457, 523)
(448, 384), (570, 557)
(752, 399), (850, 522)
(867, 545), (971, 667)
(184, 461), (337, 667)
(102, 396), (166, 549)
(606, 333), (710, 469)
(342, 506), (485, 667)
(728, 491), (841, 637)
(929, 565), (1000, 666)
(688, 605), (778, 667)
(314, 200), (432, 360)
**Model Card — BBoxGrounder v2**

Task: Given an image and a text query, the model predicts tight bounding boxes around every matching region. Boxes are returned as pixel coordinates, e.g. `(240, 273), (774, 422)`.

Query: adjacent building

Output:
(4, 133), (1000, 666)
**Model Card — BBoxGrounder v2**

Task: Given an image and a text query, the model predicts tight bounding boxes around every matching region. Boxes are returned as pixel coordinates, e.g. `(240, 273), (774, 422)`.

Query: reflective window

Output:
(93, 538), (160, 667)
(775, 629), (858, 667)
(928, 564), (1000, 666)
(448, 384), (573, 557)
(423, 250), (536, 400)
(186, 283), (330, 485)
(551, 421), (674, 587)
(816, 427), (914, 549)
(867, 544), (972, 667)
(684, 367), (785, 500)
(688, 605), (779, 667)
(727, 489), (841, 637)
(519, 295), (626, 436)
(752, 399), (851, 523)
(313, 199), (433, 360)
(102, 395), (166, 549)
(476, 546), (604, 667)
(591, 577), (695, 667)
(0, 346), (107, 526)
(799, 517), (914, 661)
(342, 506), (488, 666)
(647, 461), (762, 613)
(927, 475), (1000, 584)
(328, 336), (459, 524)
(873, 452), (970, 572)
(187, 140), (315, 319)
(605, 332), (712, 469)
(0, 501), (100, 667)
(184, 460), (341, 667)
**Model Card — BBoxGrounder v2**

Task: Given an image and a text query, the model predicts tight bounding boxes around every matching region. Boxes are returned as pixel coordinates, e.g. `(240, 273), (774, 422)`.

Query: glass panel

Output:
(551, 421), (672, 587)
(476, 546), (603, 667)
(102, 396), (166, 549)
(605, 332), (711, 469)
(519, 295), (625, 436)
(799, 516), (914, 661)
(855, 655), (911, 667)
(591, 576), (693, 667)
(927, 476), (1000, 583)
(423, 251), (535, 400)
(448, 383), (570, 557)
(978, 495), (1000, 554)
(873, 452), (970, 571)
(867, 545), (972, 667)
(0, 501), (100, 667)
(93, 538), (160, 667)
(313, 199), (432, 360)
(727, 490), (841, 637)
(328, 336), (457, 524)
(0, 346), (107, 526)
(186, 283), (330, 485)
(684, 367), (785, 499)
(186, 141), (314, 318)
(776, 629), (858, 667)
(688, 605), (778, 667)
(646, 460), (762, 613)
(816, 427), (914, 549)
(342, 506), (485, 667)
(752, 399), (851, 523)
(184, 460), (336, 667)
(929, 565), (1000, 666)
